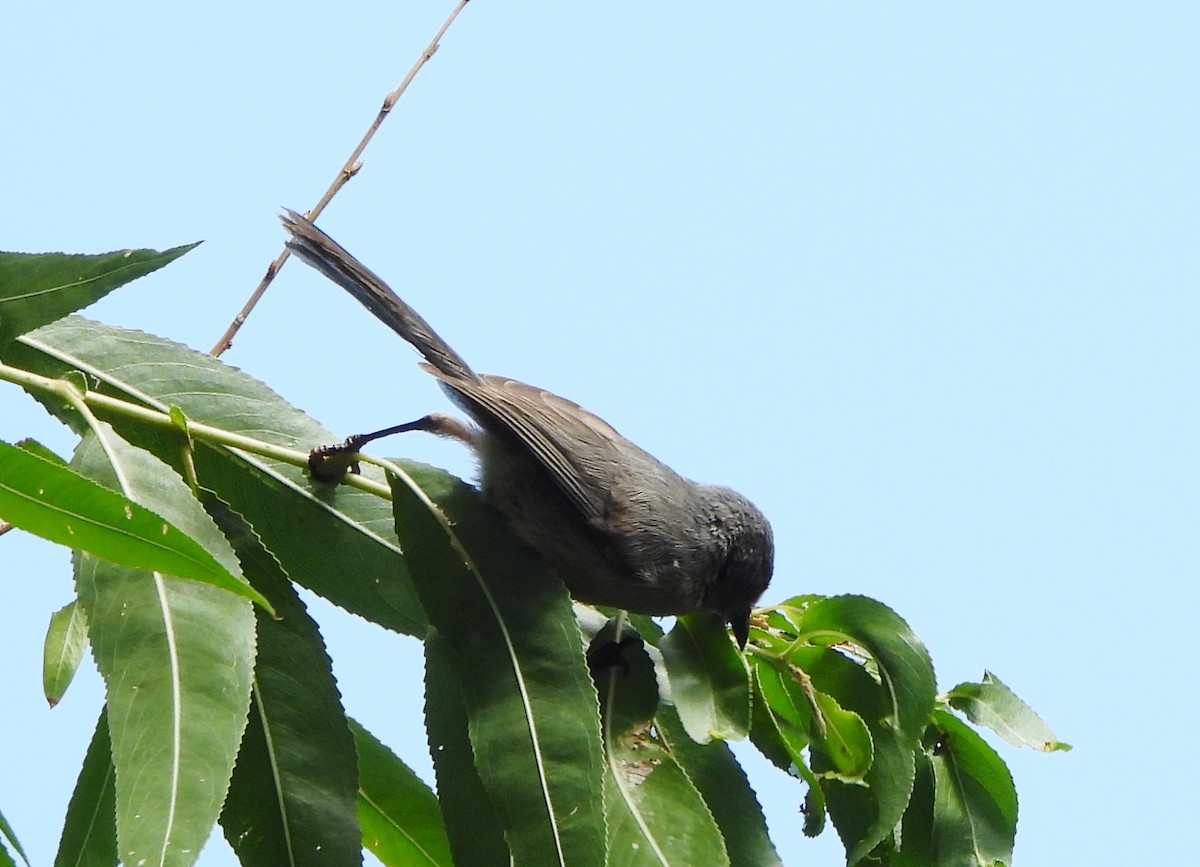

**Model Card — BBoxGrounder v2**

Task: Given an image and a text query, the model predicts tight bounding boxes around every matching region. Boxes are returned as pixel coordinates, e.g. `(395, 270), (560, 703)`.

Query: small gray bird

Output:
(281, 210), (773, 647)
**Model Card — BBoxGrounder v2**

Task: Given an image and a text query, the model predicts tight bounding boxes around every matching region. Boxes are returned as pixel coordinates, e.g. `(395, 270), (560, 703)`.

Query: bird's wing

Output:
(432, 370), (645, 521)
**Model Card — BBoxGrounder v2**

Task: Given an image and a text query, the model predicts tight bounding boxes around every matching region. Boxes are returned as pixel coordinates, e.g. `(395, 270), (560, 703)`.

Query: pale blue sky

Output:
(2, 3), (1196, 865)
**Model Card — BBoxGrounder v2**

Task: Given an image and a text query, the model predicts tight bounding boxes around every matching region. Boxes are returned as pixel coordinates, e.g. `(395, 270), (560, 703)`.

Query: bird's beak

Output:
(730, 608), (751, 650)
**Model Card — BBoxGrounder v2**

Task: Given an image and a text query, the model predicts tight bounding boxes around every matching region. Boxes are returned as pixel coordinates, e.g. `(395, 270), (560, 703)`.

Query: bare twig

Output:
(209, 0), (471, 357)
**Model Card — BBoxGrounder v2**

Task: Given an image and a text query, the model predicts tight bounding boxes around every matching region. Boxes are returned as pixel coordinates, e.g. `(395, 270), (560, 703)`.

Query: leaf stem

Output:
(0, 360), (395, 499)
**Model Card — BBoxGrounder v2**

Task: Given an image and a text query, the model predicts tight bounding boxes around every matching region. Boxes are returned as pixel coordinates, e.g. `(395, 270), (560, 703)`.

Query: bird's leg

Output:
(308, 411), (478, 482)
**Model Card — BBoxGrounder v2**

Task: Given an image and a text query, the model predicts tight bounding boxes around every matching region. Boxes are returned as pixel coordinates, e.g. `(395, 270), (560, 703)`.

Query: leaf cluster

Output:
(0, 246), (1067, 866)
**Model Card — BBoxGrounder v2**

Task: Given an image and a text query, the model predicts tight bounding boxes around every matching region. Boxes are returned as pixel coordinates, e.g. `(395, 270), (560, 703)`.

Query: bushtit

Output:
(281, 210), (773, 647)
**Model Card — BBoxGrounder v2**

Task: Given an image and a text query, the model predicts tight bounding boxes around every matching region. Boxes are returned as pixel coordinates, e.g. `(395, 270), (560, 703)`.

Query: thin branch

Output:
(209, 0), (472, 357)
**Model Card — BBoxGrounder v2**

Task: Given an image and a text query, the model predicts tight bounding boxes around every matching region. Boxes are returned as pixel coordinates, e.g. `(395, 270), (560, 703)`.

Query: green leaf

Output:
(759, 597), (934, 863)
(423, 633), (509, 867)
(596, 627), (729, 867)
(0, 244), (198, 348)
(72, 428), (256, 867)
(808, 690), (873, 781)
(823, 721), (915, 865)
(43, 600), (89, 707)
(0, 809), (28, 867)
(747, 663), (828, 837)
(14, 436), (67, 465)
(0, 439), (271, 611)
(5, 317), (427, 636)
(787, 644), (888, 723)
(748, 664), (803, 771)
(655, 704), (782, 867)
(930, 710), (1018, 867)
(604, 731), (729, 867)
(204, 456), (424, 634)
(213, 498), (361, 867)
(749, 596), (936, 855)
(893, 750), (935, 866)
(351, 719), (453, 867)
(388, 468), (606, 867)
(660, 612), (751, 744)
(800, 595), (936, 748)
(54, 708), (118, 867)
(799, 771), (827, 839)
(755, 656), (871, 781)
(947, 670), (1071, 752)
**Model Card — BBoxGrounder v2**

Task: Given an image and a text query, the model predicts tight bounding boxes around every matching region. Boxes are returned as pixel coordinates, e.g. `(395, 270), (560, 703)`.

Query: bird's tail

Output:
(280, 209), (478, 383)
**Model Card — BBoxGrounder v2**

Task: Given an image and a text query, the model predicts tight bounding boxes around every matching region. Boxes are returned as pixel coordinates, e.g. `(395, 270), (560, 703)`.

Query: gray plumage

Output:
(282, 210), (773, 647)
